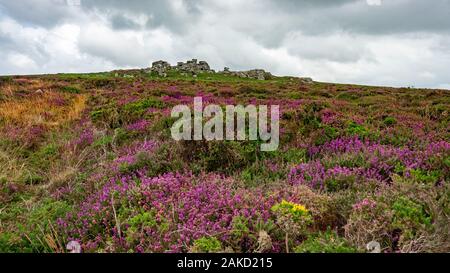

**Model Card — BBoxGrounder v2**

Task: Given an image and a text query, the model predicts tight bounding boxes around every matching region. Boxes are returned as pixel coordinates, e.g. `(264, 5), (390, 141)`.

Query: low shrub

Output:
(295, 229), (358, 253)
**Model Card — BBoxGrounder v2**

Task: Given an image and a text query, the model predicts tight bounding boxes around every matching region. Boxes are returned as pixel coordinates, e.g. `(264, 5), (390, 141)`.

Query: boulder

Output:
(222, 69), (272, 80)
(175, 59), (214, 74)
(150, 60), (171, 76)
(299, 77), (314, 84)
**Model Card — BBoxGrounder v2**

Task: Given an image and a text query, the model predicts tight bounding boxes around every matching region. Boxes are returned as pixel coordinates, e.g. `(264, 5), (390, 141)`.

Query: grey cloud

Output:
(81, 0), (202, 32)
(283, 33), (372, 63)
(296, 0), (450, 35)
(247, 0), (450, 48)
(272, 0), (357, 9)
(327, 0), (450, 35)
(1, 0), (450, 88)
(0, 27), (49, 65)
(110, 14), (142, 30)
(0, 0), (75, 27)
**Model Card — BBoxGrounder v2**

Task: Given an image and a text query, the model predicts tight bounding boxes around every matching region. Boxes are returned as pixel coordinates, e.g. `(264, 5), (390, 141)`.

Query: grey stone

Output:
(150, 60), (171, 77)
(146, 59), (276, 80)
(220, 68), (272, 80)
(173, 59), (214, 74)
(299, 77), (314, 84)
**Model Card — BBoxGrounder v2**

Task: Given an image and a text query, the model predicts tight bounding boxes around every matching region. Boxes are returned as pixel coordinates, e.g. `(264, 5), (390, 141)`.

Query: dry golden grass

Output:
(0, 92), (87, 127)
(0, 148), (26, 183)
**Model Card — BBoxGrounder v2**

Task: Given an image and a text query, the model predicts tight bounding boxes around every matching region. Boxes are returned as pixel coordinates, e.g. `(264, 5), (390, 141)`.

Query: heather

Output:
(0, 72), (449, 253)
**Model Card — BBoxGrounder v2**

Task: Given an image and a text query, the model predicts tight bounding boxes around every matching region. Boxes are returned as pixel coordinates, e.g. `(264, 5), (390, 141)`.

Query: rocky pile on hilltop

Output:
(147, 59), (276, 80)
(221, 67), (273, 80)
(148, 59), (214, 77)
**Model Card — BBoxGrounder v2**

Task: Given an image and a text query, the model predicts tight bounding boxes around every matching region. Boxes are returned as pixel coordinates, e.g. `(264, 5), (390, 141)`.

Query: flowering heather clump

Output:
(352, 198), (377, 211)
(320, 109), (340, 125)
(113, 140), (158, 170)
(125, 119), (151, 132)
(117, 96), (139, 106)
(60, 172), (276, 253)
(72, 128), (95, 149)
(296, 137), (450, 189)
(288, 160), (382, 190)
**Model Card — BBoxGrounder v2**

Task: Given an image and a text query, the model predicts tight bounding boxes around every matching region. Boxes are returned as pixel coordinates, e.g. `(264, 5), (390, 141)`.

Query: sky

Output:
(0, 0), (449, 88)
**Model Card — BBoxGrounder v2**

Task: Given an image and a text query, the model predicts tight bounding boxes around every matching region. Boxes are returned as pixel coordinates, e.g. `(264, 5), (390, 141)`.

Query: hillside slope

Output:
(0, 71), (449, 253)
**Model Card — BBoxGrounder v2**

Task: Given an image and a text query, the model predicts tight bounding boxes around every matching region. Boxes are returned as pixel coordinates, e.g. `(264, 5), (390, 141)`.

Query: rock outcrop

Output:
(146, 59), (312, 82)
(299, 77), (314, 84)
(148, 59), (215, 76)
(175, 59), (214, 74)
(221, 68), (273, 80)
(150, 60), (171, 77)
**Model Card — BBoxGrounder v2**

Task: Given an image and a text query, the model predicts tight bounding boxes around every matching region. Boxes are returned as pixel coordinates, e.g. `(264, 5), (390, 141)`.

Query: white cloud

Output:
(366, 0), (382, 6)
(7, 53), (37, 70)
(0, 0), (449, 89)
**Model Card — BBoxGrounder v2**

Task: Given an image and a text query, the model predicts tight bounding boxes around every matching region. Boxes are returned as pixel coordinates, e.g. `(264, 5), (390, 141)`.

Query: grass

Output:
(0, 92), (87, 127)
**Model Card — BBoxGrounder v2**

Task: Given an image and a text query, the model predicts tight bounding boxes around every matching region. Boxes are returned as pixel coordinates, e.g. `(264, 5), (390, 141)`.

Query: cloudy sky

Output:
(0, 0), (449, 88)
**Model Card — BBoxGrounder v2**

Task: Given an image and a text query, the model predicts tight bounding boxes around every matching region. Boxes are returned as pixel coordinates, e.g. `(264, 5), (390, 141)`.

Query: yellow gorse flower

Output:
(280, 200), (309, 214)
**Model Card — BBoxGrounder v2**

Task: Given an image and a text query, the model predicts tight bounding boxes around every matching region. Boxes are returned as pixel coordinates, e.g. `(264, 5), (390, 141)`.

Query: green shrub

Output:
(336, 92), (360, 101)
(90, 105), (121, 128)
(191, 237), (223, 253)
(126, 209), (169, 245)
(295, 230), (358, 253)
(151, 116), (178, 138)
(0, 76), (13, 86)
(300, 103), (323, 135)
(324, 175), (356, 192)
(392, 197), (432, 237)
(181, 140), (262, 175)
(122, 98), (164, 119)
(0, 232), (24, 253)
(346, 121), (369, 138)
(240, 160), (284, 187)
(119, 144), (184, 177)
(409, 169), (441, 185)
(383, 116), (397, 126)
(315, 125), (339, 146)
(93, 135), (113, 148)
(2, 199), (72, 253)
(229, 216), (261, 252)
(280, 148), (307, 164)
(60, 86), (81, 94)
(114, 128), (131, 146)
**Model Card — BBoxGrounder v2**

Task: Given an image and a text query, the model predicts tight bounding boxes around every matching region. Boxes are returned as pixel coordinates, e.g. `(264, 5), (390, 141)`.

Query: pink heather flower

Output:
(266, 161), (280, 173)
(167, 85), (178, 92)
(321, 109), (339, 125)
(118, 96), (139, 106)
(73, 128), (94, 148)
(352, 198), (377, 211)
(126, 120), (150, 132)
(112, 140), (158, 171)
(60, 171), (283, 253)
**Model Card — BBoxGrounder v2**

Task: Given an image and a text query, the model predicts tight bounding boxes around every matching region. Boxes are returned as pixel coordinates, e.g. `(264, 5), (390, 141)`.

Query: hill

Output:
(0, 67), (449, 253)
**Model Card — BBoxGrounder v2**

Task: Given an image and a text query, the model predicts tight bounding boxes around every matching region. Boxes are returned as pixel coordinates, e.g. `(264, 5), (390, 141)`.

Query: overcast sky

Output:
(0, 0), (449, 88)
